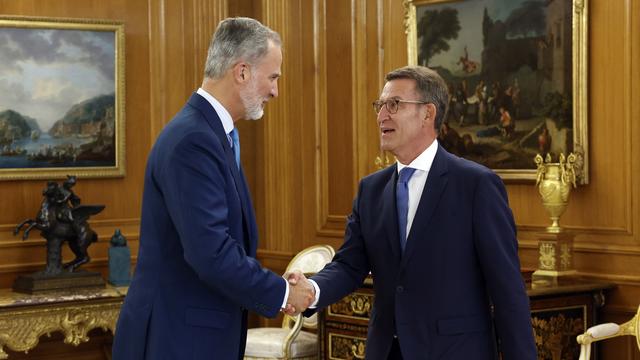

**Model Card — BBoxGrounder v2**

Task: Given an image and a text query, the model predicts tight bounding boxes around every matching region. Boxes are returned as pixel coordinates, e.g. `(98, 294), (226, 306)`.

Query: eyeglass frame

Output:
(372, 98), (430, 114)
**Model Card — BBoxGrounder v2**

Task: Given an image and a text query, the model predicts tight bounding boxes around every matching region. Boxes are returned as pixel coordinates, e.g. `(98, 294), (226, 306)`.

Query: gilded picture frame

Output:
(404, 0), (589, 184)
(0, 16), (125, 180)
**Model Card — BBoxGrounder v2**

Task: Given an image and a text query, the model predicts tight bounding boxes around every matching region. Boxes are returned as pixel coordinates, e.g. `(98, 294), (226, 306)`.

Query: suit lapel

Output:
(401, 145), (449, 268)
(187, 93), (254, 253)
(382, 165), (402, 261)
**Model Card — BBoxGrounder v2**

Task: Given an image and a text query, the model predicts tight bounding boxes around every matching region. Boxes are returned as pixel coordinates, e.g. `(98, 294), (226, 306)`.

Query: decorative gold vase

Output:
(535, 153), (577, 233)
(532, 153), (578, 286)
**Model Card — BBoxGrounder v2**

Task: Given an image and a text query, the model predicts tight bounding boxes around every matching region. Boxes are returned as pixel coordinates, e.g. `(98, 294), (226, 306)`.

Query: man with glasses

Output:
(290, 66), (536, 359)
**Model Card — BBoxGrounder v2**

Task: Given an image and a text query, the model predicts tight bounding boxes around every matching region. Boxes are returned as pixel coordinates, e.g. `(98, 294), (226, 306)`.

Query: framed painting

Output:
(0, 16), (125, 180)
(404, 0), (589, 184)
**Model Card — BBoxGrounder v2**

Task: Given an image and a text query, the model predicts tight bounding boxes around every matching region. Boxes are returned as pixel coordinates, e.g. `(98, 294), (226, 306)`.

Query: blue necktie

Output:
(396, 167), (416, 252)
(229, 128), (240, 169)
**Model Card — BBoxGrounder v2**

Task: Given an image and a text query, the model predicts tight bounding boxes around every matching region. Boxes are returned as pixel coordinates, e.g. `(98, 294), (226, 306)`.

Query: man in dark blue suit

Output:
(113, 17), (314, 359)
(290, 66), (537, 359)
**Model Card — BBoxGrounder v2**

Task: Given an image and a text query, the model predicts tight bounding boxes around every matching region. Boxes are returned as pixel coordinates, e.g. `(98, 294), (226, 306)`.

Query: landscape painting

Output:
(0, 16), (125, 180)
(405, 0), (589, 183)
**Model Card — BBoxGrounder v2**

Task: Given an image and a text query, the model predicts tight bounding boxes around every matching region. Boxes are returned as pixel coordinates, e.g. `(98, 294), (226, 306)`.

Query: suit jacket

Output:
(113, 93), (285, 360)
(309, 145), (536, 360)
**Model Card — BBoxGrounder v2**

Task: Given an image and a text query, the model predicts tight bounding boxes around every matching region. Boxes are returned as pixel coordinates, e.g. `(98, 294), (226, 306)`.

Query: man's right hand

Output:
(283, 270), (315, 315)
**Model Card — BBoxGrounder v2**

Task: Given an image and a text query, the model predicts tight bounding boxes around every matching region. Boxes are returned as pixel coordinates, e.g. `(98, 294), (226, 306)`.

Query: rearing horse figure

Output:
(14, 179), (104, 276)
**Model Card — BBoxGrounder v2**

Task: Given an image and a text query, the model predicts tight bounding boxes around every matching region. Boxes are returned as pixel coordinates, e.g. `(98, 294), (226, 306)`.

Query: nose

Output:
(377, 107), (389, 124)
(271, 81), (279, 98)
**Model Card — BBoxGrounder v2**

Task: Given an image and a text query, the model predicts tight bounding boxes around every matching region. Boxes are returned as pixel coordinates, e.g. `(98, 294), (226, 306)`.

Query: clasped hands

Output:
(282, 270), (315, 316)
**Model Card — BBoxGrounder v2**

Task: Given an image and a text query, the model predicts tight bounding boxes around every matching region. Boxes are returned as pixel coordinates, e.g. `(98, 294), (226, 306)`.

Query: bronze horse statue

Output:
(14, 179), (104, 276)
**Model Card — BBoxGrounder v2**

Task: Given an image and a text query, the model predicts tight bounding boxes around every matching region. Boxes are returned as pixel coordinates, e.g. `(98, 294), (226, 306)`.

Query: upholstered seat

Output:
(576, 305), (639, 359)
(244, 245), (335, 360)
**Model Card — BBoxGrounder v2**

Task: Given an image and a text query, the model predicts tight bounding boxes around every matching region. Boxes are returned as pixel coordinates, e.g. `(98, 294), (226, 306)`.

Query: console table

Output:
(318, 277), (614, 359)
(0, 285), (127, 359)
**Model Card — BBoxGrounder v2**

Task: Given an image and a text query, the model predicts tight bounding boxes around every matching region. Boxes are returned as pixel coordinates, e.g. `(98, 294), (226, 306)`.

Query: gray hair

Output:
(385, 66), (450, 132)
(204, 17), (281, 79)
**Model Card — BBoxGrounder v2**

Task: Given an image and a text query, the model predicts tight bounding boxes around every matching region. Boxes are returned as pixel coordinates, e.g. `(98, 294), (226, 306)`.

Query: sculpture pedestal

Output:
(13, 271), (105, 294)
(532, 231), (576, 288)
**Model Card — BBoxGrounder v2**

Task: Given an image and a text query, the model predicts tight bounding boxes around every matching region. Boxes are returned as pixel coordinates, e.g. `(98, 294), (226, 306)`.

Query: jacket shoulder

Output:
(360, 165), (396, 188)
(441, 149), (497, 179)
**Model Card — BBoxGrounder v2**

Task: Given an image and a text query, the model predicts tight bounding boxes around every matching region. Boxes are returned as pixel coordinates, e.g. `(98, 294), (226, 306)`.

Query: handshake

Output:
(282, 270), (315, 316)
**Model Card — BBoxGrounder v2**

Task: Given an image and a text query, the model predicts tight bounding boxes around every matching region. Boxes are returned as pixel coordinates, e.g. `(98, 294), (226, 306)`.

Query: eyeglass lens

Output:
(373, 99), (398, 114)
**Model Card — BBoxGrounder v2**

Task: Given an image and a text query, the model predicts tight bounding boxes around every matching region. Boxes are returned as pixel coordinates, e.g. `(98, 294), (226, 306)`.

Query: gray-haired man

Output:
(113, 17), (314, 359)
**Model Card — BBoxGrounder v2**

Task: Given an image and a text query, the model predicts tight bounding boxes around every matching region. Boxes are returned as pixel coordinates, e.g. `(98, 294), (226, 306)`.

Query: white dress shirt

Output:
(308, 140), (440, 308)
(196, 88), (290, 309)
(396, 139), (438, 238)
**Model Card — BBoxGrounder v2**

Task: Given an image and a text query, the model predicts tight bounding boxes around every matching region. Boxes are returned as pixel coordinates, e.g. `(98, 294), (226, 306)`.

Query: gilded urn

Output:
(535, 153), (577, 233)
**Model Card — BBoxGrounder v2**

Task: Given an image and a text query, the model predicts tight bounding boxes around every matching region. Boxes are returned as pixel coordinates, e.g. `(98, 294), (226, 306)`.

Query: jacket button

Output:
(396, 286), (404, 293)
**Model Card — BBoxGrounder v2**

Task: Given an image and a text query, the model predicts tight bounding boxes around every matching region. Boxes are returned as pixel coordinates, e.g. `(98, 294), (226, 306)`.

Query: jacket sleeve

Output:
(472, 170), (537, 359)
(308, 182), (371, 311)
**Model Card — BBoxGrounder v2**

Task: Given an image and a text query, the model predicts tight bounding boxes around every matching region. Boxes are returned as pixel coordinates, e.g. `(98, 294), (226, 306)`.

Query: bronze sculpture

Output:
(14, 176), (105, 276)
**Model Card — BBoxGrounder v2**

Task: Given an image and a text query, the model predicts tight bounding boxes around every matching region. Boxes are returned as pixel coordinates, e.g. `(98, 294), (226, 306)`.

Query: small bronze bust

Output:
(13, 176), (105, 293)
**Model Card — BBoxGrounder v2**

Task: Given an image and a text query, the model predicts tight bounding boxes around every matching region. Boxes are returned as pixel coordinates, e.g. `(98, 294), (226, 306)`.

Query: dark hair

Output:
(385, 66), (450, 132)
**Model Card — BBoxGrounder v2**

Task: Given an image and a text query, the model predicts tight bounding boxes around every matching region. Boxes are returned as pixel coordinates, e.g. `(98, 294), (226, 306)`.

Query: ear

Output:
(424, 103), (437, 122)
(232, 62), (249, 83)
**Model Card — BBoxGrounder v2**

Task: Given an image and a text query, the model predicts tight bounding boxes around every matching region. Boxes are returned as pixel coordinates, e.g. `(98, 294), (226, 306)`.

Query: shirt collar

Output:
(397, 139), (439, 174)
(197, 88), (234, 135)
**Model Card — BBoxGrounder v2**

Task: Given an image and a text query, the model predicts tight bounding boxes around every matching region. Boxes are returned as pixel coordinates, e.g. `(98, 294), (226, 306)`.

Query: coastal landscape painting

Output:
(0, 16), (125, 180)
(405, 0), (589, 183)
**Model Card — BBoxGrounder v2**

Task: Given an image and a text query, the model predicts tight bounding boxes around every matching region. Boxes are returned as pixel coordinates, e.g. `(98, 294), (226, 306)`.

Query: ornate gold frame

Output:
(403, 0), (589, 184)
(0, 16), (126, 180)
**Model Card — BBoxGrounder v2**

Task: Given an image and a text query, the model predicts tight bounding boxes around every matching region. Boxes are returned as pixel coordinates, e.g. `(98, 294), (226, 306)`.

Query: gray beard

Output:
(240, 82), (264, 120)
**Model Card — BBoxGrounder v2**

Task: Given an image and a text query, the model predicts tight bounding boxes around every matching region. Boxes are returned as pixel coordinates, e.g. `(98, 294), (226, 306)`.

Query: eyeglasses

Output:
(372, 98), (430, 114)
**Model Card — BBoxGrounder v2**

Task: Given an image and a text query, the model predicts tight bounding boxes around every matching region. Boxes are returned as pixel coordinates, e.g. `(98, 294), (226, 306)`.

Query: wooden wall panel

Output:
(325, 0), (355, 219)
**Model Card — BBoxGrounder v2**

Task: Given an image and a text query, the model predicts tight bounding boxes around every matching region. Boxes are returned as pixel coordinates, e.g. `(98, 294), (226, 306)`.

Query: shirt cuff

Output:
(281, 277), (290, 309)
(308, 279), (320, 309)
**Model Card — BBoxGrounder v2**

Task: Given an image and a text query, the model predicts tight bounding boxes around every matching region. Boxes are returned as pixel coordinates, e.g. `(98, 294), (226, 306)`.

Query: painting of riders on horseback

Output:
(405, 0), (589, 183)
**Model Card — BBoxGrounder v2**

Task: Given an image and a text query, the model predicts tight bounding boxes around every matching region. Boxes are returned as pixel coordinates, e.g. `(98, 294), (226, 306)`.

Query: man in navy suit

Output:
(290, 66), (537, 359)
(113, 17), (314, 359)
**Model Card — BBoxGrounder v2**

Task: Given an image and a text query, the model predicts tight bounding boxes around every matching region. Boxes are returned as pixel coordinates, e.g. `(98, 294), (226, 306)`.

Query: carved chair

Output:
(244, 244), (335, 360)
(576, 305), (640, 359)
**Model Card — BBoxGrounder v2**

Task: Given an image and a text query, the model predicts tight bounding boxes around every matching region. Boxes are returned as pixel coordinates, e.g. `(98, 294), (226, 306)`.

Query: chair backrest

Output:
(283, 245), (335, 330)
(577, 305), (640, 360)
(285, 244), (335, 275)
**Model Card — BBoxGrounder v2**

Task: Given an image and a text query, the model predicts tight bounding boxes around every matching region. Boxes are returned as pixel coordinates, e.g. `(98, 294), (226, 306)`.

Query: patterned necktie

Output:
(396, 167), (416, 252)
(229, 128), (240, 169)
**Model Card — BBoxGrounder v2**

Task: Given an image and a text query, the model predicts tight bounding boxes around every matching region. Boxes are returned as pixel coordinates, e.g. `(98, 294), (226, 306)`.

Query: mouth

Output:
(381, 128), (395, 136)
